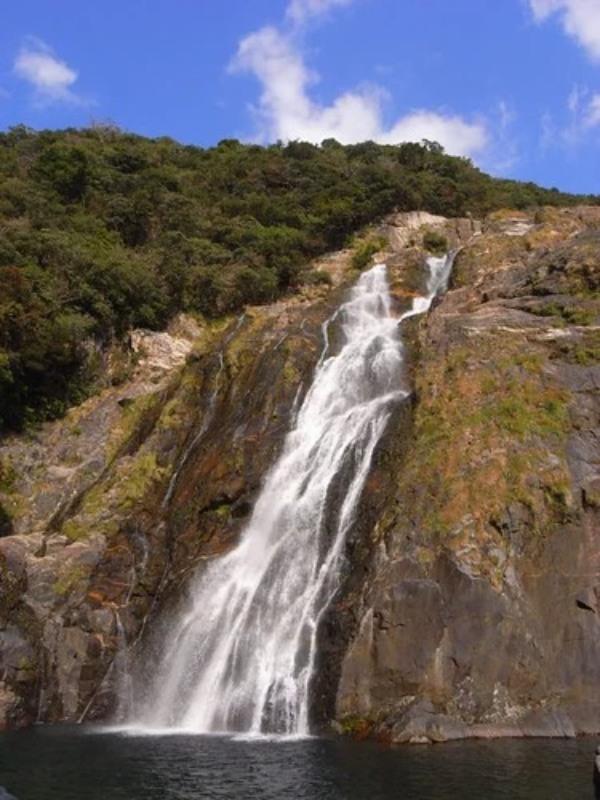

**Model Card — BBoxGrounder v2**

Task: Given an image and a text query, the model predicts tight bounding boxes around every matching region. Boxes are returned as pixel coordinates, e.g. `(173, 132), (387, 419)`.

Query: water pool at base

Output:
(0, 727), (596, 799)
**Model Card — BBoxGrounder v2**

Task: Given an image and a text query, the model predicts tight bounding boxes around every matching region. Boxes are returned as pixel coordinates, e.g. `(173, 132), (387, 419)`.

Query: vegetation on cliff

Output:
(0, 124), (596, 432)
(332, 207), (600, 742)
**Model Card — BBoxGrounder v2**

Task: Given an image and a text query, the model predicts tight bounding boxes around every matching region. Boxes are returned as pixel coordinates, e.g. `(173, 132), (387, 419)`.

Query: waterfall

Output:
(135, 255), (453, 736)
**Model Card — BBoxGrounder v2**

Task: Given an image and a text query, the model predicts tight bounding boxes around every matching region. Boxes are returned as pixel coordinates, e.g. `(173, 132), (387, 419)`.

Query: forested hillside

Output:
(0, 124), (595, 432)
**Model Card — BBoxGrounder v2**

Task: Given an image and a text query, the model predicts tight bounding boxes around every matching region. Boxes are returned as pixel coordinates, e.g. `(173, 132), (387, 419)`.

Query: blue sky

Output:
(1, 0), (599, 194)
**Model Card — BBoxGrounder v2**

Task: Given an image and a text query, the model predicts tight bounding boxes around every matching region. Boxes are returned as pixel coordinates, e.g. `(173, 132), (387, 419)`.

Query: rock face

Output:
(330, 206), (600, 742)
(1, 206), (599, 740)
(0, 261), (354, 728)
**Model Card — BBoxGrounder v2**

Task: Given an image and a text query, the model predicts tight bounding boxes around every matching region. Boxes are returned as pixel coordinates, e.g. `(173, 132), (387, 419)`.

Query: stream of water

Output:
(2, 255), (597, 799)
(134, 258), (453, 735)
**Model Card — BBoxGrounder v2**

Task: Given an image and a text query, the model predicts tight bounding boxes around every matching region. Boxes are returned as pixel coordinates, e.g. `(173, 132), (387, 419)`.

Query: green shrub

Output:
(422, 230), (448, 255)
(303, 269), (333, 286)
(351, 236), (387, 270)
(0, 125), (594, 432)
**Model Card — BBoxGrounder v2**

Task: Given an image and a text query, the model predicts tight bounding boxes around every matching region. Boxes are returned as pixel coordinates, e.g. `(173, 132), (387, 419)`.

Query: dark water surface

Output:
(0, 726), (596, 799)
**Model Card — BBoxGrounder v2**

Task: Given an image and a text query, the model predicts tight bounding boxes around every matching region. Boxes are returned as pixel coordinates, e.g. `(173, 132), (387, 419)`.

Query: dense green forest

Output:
(0, 123), (596, 432)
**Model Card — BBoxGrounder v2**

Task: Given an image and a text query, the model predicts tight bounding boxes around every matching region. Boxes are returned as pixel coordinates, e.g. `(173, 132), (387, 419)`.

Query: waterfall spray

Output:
(135, 256), (453, 735)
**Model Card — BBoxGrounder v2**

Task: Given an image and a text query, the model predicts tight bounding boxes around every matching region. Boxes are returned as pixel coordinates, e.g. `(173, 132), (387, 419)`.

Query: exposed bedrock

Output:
(327, 206), (600, 742)
(0, 254), (355, 727)
(1, 206), (599, 741)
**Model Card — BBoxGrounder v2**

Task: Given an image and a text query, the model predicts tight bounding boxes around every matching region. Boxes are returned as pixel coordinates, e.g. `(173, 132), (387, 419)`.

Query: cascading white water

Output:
(136, 255), (453, 736)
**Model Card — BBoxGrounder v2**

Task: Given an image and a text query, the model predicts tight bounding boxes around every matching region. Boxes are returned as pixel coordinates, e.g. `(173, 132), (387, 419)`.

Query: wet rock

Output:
(389, 698), (469, 743)
(518, 708), (576, 738)
(0, 255), (358, 727)
(594, 746), (600, 798)
(1, 205), (599, 737)
(329, 205), (600, 741)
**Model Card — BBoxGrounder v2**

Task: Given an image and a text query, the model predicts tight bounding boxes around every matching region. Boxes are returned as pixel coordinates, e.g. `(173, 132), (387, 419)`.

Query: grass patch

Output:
(53, 565), (90, 597)
(572, 346), (600, 365)
(351, 235), (387, 270)
(62, 518), (90, 542)
(400, 336), (572, 559)
(117, 452), (167, 510)
(554, 331), (600, 365)
(339, 715), (374, 739)
(0, 459), (17, 493)
(422, 229), (448, 255)
(303, 269), (333, 286)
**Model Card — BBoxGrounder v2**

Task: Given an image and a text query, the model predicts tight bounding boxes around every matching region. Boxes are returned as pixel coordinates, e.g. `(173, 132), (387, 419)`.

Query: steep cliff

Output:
(1, 207), (598, 740)
(332, 206), (600, 742)
(0, 256), (353, 728)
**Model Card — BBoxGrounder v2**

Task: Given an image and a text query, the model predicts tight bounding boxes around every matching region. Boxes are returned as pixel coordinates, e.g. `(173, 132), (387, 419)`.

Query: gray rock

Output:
(330, 207), (600, 741)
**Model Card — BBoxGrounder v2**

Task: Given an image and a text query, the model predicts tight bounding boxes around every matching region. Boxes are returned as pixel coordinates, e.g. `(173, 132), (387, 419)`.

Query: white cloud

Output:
(568, 83), (583, 114)
(379, 111), (488, 155)
(584, 93), (600, 127)
(498, 100), (516, 131)
(529, 0), (600, 61)
(539, 111), (555, 152)
(563, 84), (600, 134)
(536, 86), (600, 153)
(479, 101), (520, 174)
(230, 26), (487, 157)
(13, 38), (83, 106)
(286, 0), (354, 26)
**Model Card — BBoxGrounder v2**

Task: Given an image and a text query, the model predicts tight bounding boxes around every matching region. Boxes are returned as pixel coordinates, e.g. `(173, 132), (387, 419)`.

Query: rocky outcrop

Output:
(0, 258), (355, 728)
(330, 206), (600, 742)
(1, 205), (599, 741)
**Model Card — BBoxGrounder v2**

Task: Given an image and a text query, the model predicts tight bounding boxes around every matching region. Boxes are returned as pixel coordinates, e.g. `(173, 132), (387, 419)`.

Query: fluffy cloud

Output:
(230, 26), (487, 157)
(13, 38), (83, 106)
(286, 0), (354, 26)
(529, 0), (600, 61)
(378, 111), (488, 155)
